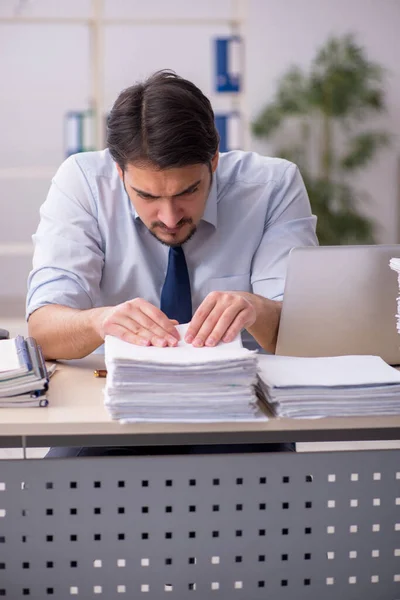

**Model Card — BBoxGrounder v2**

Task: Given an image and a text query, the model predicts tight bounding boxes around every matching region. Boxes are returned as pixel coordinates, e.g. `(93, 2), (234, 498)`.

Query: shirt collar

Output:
(201, 171), (218, 228)
(131, 169), (218, 228)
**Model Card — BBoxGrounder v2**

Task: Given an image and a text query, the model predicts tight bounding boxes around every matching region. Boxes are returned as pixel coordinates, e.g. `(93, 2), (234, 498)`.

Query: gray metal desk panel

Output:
(1, 450), (400, 599)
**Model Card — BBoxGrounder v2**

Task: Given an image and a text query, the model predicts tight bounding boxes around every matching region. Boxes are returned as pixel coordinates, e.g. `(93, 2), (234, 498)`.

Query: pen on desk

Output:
(94, 369), (107, 378)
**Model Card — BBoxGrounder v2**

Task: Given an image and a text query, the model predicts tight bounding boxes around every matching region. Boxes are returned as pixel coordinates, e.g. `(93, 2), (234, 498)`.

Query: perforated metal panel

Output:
(1, 449), (400, 599)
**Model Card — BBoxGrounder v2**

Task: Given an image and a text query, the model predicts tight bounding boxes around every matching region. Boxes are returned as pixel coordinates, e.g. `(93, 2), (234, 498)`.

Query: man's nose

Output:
(158, 201), (183, 228)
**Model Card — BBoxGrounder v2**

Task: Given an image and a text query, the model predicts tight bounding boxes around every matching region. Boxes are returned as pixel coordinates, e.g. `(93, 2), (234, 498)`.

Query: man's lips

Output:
(160, 225), (184, 234)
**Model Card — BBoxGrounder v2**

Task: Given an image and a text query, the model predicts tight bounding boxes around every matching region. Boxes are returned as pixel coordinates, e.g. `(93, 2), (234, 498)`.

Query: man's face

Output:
(117, 155), (218, 247)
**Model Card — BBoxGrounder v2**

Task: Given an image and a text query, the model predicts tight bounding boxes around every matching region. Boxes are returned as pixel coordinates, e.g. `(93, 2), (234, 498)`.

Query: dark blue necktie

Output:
(160, 246), (192, 323)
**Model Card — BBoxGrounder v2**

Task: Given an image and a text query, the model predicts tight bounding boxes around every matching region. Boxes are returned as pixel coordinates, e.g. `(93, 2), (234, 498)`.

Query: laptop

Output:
(275, 245), (400, 365)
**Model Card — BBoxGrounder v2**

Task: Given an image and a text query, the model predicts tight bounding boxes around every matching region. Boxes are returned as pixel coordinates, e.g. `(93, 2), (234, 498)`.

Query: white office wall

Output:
(103, 24), (231, 111)
(102, 0), (233, 19)
(0, 24), (90, 168)
(0, 17), (90, 296)
(0, 0), (91, 18)
(0, 0), (399, 298)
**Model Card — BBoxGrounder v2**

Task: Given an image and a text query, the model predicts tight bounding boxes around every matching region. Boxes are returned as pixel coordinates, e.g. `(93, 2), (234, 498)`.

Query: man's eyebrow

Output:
(130, 180), (201, 199)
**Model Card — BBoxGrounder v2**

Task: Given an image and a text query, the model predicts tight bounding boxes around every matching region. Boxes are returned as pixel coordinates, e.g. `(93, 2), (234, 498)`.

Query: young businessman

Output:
(27, 70), (318, 457)
(27, 70), (317, 362)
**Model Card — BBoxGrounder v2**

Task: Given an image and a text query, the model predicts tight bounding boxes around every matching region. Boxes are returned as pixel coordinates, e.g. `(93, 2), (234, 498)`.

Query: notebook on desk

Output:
(0, 336), (50, 406)
(276, 245), (400, 365)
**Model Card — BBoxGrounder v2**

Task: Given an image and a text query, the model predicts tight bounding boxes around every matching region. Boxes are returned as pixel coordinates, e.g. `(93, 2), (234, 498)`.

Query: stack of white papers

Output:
(390, 258), (400, 334)
(257, 354), (400, 418)
(104, 324), (266, 422)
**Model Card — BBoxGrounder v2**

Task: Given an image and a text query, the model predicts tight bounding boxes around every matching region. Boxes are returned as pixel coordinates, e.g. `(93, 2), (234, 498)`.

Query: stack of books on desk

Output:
(257, 354), (400, 418)
(0, 336), (49, 407)
(104, 325), (266, 422)
(390, 257), (400, 334)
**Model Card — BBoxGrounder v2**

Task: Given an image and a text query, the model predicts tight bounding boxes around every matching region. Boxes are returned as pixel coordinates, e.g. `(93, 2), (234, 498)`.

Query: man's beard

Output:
(149, 218), (197, 247)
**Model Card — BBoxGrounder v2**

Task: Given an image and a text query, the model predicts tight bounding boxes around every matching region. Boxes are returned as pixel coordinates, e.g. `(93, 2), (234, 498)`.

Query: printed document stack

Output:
(104, 324), (265, 422)
(390, 257), (400, 334)
(257, 354), (400, 418)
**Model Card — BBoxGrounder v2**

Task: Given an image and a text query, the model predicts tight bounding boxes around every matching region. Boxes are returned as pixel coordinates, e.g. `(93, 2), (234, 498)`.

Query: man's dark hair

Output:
(107, 70), (220, 171)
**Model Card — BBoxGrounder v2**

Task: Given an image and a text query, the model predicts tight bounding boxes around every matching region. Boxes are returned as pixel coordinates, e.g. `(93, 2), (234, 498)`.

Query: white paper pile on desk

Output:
(257, 354), (400, 418)
(104, 324), (266, 422)
(389, 257), (400, 334)
(0, 336), (49, 407)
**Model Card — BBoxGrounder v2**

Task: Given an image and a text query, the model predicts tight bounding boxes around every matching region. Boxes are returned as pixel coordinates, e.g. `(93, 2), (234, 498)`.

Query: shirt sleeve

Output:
(251, 163), (318, 301)
(26, 155), (104, 319)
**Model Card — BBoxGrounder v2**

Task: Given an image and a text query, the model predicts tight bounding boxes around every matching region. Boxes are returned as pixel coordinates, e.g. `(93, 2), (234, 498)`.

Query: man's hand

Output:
(97, 298), (180, 347)
(184, 291), (256, 347)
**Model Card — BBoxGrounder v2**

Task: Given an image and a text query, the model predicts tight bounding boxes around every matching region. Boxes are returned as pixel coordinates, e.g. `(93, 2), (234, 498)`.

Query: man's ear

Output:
(116, 163), (123, 181)
(211, 150), (219, 173)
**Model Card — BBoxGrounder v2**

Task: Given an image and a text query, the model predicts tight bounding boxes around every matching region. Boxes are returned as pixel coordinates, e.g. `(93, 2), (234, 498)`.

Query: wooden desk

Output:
(1, 354), (400, 448)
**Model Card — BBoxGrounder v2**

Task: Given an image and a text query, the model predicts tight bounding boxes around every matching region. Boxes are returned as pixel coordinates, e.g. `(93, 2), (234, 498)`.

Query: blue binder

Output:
(215, 112), (241, 152)
(64, 110), (96, 157)
(215, 36), (241, 93)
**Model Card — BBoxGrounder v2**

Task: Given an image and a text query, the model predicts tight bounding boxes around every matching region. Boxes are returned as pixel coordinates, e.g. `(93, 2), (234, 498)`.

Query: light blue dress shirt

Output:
(27, 149), (318, 326)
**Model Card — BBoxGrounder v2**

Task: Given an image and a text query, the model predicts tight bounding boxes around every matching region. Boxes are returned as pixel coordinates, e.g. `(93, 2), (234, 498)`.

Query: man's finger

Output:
(103, 314), (141, 337)
(106, 323), (150, 346)
(210, 308), (251, 343)
(107, 312), (172, 345)
(185, 293), (218, 342)
(125, 301), (180, 343)
(134, 300), (181, 340)
(202, 304), (246, 346)
(221, 310), (251, 343)
(189, 306), (225, 347)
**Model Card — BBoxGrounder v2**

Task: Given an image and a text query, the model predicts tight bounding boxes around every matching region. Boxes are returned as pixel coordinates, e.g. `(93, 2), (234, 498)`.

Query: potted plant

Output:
(252, 34), (390, 244)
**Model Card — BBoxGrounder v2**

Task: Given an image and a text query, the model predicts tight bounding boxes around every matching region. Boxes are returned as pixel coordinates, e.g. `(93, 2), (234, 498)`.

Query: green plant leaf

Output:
(252, 104), (283, 137)
(304, 177), (376, 245)
(340, 131), (390, 170)
(309, 34), (385, 117)
(275, 67), (309, 114)
(275, 146), (307, 172)
(315, 208), (376, 245)
(252, 68), (309, 138)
